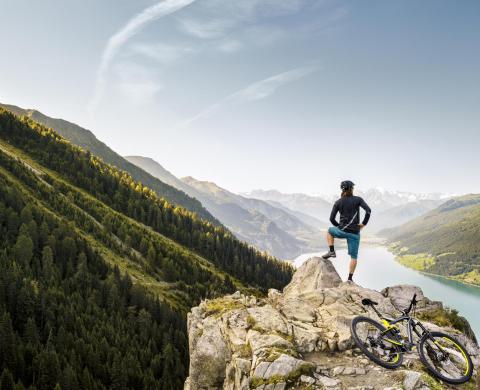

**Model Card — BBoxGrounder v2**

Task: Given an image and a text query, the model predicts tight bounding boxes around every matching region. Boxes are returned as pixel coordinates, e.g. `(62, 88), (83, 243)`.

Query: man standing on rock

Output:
(322, 180), (371, 282)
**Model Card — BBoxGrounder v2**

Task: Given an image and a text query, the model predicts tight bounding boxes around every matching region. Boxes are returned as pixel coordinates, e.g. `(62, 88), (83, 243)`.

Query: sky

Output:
(1, 0), (479, 195)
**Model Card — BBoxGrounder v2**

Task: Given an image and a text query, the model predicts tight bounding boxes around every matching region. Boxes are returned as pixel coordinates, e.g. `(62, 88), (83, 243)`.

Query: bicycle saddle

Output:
(361, 298), (378, 306)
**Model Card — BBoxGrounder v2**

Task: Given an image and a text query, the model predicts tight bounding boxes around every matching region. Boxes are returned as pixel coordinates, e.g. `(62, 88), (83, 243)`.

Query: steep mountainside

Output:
(382, 194), (480, 285)
(0, 108), (293, 388)
(185, 257), (478, 389)
(125, 156), (324, 259)
(0, 103), (217, 223)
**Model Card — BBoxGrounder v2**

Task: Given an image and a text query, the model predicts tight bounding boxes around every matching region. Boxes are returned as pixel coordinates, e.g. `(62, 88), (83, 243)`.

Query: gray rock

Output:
(355, 367), (366, 375)
(300, 375), (316, 384)
(253, 361), (270, 379)
(247, 330), (292, 352)
(332, 366), (344, 375)
(381, 285), (425, 311)
(187, 317), (231, 389)
(315, 375), (341, 388)
(342, 366), (356, 375)
(283, 257), (342, 297)
(273, 383), (286, 390)
(263, 354), (307, 379)
(403, 370), (422, 390)
(247, 305), (288, 334)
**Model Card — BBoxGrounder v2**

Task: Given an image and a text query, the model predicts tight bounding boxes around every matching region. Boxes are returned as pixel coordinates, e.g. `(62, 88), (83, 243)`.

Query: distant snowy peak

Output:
(245, 188), (453, 216)
(356, 188), (452, 211)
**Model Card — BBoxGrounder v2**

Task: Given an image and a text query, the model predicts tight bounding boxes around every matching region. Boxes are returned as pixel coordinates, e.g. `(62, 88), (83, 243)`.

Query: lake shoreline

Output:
(383, 245), (480, 289)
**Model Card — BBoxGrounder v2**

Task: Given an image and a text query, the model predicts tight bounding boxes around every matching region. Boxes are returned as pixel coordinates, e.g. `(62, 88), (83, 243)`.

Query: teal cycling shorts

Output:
(328, 226), (360, 259)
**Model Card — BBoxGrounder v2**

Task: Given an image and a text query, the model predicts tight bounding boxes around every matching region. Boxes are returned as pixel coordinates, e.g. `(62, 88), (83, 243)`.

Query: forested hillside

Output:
(0, 108), (293, 389)
(0, 103), (218, 224)
(382, 195), (480, 285)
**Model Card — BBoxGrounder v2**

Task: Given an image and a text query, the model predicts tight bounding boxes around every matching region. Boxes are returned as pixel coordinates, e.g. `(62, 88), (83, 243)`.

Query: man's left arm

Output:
(359, 198), (371, 226)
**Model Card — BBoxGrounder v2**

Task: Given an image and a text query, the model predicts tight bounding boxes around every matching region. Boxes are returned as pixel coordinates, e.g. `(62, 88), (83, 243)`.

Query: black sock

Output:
(348, 273), (353, 281)
(329, 245), (335, 252)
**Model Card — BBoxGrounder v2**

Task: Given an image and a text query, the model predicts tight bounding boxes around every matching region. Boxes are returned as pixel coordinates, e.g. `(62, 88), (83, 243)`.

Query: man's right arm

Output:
(330, 202), (339, 226)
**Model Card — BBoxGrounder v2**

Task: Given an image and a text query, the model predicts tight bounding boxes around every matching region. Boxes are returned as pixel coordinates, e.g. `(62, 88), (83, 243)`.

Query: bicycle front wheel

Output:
(350, 316), (404, 369)
(418, 331), (473, 384)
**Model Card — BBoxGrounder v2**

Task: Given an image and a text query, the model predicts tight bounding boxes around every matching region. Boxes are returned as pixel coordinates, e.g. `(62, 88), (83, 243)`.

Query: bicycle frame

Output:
(369, 303), (433, 352)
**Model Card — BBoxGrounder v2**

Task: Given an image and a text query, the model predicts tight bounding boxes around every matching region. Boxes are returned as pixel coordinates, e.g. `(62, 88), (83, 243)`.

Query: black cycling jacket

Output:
(330, 195), (371, 234)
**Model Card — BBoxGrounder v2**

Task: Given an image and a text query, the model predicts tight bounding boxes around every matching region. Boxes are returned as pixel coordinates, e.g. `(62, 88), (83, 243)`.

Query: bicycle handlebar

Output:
(404, 293), (417, 315)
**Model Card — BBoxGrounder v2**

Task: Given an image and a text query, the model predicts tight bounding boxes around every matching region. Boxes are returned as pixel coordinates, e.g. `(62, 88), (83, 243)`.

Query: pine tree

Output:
(0, 368), (14, 390)
(14, 233), (33, 269)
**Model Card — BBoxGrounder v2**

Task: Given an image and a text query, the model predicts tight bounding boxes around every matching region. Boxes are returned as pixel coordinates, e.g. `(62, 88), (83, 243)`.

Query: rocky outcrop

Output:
(184, 257), (479, 389)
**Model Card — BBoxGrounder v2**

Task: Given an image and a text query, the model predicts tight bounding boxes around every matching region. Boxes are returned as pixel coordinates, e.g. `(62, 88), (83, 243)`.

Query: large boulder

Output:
(186, 316), (231, 389)
(283, 257), (342, 298)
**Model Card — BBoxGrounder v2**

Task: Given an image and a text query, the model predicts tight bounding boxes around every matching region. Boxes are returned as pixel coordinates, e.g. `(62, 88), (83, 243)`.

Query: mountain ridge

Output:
(0, 103), (218, 224)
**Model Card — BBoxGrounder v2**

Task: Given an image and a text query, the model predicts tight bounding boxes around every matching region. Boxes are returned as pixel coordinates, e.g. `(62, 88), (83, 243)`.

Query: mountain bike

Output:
(350, 294), (473, 384)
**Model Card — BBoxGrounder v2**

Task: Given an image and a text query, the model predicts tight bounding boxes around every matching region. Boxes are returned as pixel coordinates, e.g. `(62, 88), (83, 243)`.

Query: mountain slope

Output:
(0, 107), (293, 388)
(183, 177), (323, 259)
(370, 199), (446, 232)
(125, 156), (324, 259)
(382, 195), (480, 285)
(0, 103), (218, 223)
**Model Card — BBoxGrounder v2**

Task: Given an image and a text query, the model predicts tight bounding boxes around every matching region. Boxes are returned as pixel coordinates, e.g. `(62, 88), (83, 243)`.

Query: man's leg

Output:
(348, 258), (357, 281)
(347, 234), (360, 281)
(327, 230), (334, 248)
(322, 228), (337, 259)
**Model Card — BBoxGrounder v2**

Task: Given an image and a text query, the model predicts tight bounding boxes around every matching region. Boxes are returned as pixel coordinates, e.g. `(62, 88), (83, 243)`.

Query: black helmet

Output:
(340, 180), (355, 190)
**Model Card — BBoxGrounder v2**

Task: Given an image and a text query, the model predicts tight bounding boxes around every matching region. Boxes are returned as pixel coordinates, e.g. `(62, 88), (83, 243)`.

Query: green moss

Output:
(417, 307), (470, 333)
(237, 343), (252, 358)
(265, 347), (299, 362)
(421, 374), (444, 390)
(247, 314), (256, 328)
(250, 377), (265, 388)
(285, 363), (315, 382)
(205, 298), (245, 317)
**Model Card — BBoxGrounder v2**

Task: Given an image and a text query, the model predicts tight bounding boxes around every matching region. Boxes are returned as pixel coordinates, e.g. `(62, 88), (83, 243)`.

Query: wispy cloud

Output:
(176, 0), (309, 41)
(177, 64), (320, 128)
(88, 0), (196, 113)
(130, 42), (196, 65)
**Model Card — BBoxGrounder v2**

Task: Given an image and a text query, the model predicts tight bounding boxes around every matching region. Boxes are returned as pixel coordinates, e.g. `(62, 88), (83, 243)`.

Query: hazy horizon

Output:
(1, 0), (479, 195)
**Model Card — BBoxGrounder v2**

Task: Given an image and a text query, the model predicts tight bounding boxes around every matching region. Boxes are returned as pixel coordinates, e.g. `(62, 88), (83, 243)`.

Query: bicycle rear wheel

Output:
(418, 331), (473, 384)
(350, 316), (404, 369)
